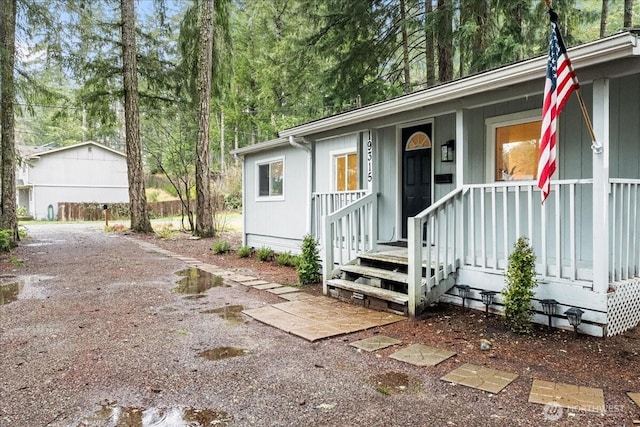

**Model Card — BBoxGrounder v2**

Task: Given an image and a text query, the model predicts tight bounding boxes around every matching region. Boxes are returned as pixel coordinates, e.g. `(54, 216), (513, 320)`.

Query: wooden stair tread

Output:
(340, 264), (408, 283)
(327, 279), (409, 304)
(358, 252), (409, 265)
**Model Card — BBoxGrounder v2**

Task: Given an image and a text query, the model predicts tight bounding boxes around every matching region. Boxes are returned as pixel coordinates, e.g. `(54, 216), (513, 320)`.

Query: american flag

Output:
(537, 11), (579, 203)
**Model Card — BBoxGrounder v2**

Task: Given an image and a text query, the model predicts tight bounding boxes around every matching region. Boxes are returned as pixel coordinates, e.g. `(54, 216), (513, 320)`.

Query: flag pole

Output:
(544, 0), (601, 153)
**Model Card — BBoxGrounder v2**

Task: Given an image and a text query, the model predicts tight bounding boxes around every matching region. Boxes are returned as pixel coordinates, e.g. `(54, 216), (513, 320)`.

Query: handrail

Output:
(408, 187), (465, 316)
(322, 191), (377, 293)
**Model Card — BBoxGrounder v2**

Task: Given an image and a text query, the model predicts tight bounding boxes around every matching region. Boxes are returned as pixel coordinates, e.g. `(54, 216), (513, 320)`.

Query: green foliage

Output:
(153, 224), (174, 239)
(296, 234), (320, 285)
(276, 251), (298, 268)
(212, 240), (231, 254)
(256, 246), (274, 262)
(16, 206), (28, 217)
(503, 237), (537, 334)
(9, 257), (24, 267)
(0, 230), (12, 252)
(237, 246), (252, 258)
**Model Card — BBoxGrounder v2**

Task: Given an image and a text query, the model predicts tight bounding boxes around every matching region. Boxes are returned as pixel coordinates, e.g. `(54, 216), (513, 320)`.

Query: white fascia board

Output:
(231, 137), (289, 157)
(280, 32), (638, 138)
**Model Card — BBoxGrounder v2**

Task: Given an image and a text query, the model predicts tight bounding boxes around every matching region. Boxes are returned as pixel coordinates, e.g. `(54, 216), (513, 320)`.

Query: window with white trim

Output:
(257, 157), (284, 199)
(334, 151), (358, 191)
(486, 110), (543, 182)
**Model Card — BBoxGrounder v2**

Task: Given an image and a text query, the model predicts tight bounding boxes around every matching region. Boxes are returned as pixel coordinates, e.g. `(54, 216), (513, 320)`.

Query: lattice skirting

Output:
(607, 278), (640, 337)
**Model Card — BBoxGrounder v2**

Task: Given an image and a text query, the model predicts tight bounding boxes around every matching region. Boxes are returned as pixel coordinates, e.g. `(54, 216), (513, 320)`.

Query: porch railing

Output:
(461, 179), (593, 283)
(610, 179), (640, 281)
(312, 190), (368, 242)
(322, 191), (377, 286)
(408, 188), (463, 315)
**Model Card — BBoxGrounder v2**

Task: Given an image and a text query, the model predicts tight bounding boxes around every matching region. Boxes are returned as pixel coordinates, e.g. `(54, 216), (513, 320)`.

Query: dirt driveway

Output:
(0, 224), (638, 426)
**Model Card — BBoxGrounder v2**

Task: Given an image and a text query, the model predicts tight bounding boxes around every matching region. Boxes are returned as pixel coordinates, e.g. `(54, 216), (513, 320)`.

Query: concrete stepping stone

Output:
(252, 283), (282, 290)
(226, 274), (258, 282)
(441, 363), (518, 394)
(243, 280), (271, 287)
(389, 344), (456, 367)
(350, 335), (401, 352)
(528, 379), (605, 413)
(278, 292), (315, 301)
(267, 286), (300, 295)
(627, 392), (640, 408)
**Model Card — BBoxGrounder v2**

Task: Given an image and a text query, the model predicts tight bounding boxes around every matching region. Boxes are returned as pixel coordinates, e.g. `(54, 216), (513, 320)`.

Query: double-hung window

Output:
(257, 157), (284, 200)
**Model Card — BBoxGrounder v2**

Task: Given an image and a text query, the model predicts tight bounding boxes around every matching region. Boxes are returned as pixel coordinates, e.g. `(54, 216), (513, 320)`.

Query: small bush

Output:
(256, 246), (274, 262)
(212, 240), (231, 254)
(297, 234), (321, 285)
(503, 237), (537, 334)
(0, 230), (12, 252)
(153, 223), (173, 238)
(237, 246), (252, 258)
(276, 251), (296, 267)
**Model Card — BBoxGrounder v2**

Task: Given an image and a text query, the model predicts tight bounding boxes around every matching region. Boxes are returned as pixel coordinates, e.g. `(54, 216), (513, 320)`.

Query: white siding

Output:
(27, 144), (129, 220)
(243, 144), (310, 253)
(314, 134), (358, 193)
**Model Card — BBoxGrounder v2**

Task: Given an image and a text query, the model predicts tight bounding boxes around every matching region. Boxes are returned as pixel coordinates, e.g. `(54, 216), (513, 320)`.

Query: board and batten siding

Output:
(313, 133), (359, 193)
(374, 126), (399, 242)
(610, 73), (640, 179)
(243, 144), (309, 254)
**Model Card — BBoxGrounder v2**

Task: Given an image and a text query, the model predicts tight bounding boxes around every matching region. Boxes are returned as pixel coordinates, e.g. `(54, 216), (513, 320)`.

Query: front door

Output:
(402, 123), (432, 238)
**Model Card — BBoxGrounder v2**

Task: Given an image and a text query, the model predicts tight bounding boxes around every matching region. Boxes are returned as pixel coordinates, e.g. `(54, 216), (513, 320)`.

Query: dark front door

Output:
(402, 123), (432, 238)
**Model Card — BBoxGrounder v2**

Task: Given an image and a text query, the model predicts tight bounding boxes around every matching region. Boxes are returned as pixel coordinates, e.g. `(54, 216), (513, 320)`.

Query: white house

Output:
(233, 31), (640, 337)
(17, 141), (129, 220)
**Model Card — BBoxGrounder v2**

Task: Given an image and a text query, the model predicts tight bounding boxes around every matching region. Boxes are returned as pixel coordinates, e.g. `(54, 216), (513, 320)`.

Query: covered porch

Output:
(313, 177), (640, 337)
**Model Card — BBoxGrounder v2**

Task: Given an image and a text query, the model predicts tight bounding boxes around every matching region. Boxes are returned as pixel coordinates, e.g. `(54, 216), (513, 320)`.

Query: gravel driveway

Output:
(0, 224), (634, 426)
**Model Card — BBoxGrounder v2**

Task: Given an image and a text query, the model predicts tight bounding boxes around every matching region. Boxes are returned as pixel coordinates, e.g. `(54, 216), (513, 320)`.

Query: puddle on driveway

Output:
(200, 305), (244, 323)
(76, 404), (230, 426)
(370, 371), (419, 395)
(0, 282), (21, 306)
(198, 346), (246, 361)
(173, 268), (227, 295)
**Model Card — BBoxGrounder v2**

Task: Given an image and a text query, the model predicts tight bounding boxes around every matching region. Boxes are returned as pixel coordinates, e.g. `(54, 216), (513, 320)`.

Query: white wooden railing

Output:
(610, 179), (640, 281)
(322, 191), (377, 286)
(461, 179), (593, 282)
(407, 188), (463, 315)
(312, 190), (368, 242)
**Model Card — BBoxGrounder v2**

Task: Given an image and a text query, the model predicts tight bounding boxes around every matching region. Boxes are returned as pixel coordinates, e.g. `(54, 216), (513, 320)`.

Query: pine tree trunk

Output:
(623, 0), (633, 28)
(121, 0), (152, 233)
(436, 0), (453, 83)
(600, 0), (609, 38)
(0, 0), (18, 244)
(195, 0), (215, 237)
(400, 0), (411, 93)
(424, 0), (435, 87)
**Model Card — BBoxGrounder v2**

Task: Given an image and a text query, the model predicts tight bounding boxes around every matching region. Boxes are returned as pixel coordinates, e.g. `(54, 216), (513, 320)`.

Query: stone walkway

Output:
(135, 239), (640, 420)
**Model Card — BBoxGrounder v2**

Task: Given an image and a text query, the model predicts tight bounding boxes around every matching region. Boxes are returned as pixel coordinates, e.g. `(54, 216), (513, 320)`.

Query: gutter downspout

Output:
(289, 136), (313, 235)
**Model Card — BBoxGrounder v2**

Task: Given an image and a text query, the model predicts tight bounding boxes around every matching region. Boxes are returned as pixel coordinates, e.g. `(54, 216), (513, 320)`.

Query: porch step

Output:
(340, 264), (409, 284)
(327, 279), (409, 314)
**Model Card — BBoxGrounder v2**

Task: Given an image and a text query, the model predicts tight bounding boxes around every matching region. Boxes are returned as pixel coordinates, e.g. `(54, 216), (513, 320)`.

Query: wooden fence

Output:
(57, 200), (187, 221)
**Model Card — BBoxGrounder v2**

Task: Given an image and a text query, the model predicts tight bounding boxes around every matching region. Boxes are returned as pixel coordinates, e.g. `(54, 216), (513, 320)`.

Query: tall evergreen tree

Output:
(121, 0), (152, 233)
(195, 0), (215, 237)
(1, 0), (18, 244)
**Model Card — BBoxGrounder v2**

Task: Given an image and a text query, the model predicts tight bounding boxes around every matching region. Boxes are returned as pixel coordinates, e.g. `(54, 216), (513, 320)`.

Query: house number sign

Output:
(367, 138), (373, 183)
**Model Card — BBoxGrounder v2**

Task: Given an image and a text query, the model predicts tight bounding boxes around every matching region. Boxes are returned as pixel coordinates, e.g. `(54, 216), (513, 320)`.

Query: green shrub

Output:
(256, 246), (274, 262)
(276, 251), (296, 267)
(297, 234), (320, 285)
(0, 230), (12, 252)
(503, 237), (537, 334)
(212, 240), (231, 254)
(237, 246), (252, 258)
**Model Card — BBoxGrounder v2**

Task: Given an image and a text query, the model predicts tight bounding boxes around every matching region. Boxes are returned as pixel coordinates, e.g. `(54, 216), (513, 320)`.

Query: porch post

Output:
(592, 78), (610, 294)
(407, 216), (422, 318)
(368, 129), (378, 252)
(455, 109), (466, 263)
